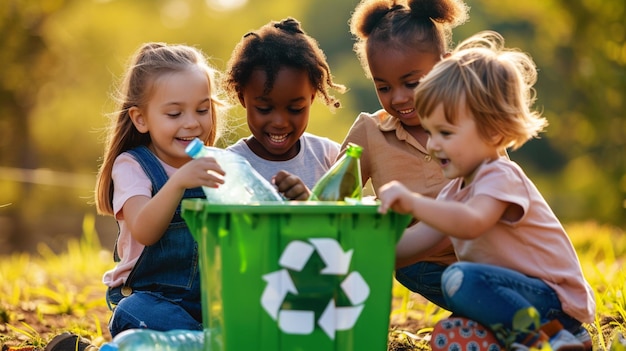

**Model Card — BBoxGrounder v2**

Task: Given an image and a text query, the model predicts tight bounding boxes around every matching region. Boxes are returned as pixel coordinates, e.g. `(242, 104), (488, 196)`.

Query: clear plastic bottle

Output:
(308, 143), (363, 201)
(185, 138), (283, 203)
(99, 329), (205, 351)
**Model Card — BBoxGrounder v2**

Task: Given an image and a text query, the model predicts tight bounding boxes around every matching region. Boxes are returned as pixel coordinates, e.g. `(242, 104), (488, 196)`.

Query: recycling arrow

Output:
(309, 238), (353, 275)
(260, 269), (297, 319)
(259, 238), (370, 339)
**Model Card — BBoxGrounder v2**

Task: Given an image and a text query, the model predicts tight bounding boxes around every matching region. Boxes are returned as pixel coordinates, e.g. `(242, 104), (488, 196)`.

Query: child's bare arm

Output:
(124, 157), (224, 246)
(378, 180), (509, 240)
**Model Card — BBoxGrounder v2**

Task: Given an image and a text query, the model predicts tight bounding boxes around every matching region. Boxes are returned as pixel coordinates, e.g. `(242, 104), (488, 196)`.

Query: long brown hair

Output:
(94, 42), (226, 215)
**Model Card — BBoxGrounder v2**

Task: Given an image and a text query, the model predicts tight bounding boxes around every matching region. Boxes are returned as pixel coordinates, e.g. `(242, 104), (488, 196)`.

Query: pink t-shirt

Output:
(102, 152), (178, 288)
(438, 157), (595, 323)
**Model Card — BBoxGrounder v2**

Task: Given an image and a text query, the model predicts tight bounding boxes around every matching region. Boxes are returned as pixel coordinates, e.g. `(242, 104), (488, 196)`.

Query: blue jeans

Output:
(395, 261), (449, 309)
(441, 262), (582, 343)
(108, 290), (203, 337)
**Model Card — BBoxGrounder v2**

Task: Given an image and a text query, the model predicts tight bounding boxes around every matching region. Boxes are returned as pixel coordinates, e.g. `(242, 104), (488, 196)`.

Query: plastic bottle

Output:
(185, 138), (283, 203)
(308, 143), (363, 201)
(99, 329), (205, 351)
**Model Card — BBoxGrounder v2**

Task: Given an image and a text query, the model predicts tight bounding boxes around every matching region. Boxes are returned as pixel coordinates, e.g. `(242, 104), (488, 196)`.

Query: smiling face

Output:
(129, 67), (214, 168)
(421, 102), (500, 186)
(366, 46), (440, 126)
(238, 66), (315, 161)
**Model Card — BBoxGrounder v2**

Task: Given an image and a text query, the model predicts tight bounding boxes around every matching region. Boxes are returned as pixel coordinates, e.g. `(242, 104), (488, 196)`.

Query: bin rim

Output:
(181, 198), (393, 214)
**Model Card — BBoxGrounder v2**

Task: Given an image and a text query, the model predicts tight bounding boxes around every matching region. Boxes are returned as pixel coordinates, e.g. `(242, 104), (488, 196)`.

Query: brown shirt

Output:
(339, 110), (457, 265)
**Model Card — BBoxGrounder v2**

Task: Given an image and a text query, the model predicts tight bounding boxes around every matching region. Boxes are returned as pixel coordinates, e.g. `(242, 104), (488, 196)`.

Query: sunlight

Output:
(205, 0), (247, 11)
(161, 0), (191, 28)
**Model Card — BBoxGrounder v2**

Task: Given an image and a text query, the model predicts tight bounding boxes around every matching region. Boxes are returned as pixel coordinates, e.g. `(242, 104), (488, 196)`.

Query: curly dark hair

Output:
(224, 17), (346, 110)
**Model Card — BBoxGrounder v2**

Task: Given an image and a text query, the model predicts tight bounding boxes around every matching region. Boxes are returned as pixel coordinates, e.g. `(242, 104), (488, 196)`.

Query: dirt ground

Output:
(3, 297), (622, 351)
(0, 293), (432, 351)
(0, 301), (112, 350)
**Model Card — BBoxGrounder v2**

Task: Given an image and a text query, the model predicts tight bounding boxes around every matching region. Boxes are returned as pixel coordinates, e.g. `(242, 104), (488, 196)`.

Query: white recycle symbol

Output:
(260, 238), (370, 340)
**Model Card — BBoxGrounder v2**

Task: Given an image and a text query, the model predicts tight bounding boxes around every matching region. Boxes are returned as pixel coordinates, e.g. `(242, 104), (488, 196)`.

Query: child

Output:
(341, 0), (469, 307)
(223, 17), (347, 200)
(377, 31), (595, 350)
(94, 42), (228, 337)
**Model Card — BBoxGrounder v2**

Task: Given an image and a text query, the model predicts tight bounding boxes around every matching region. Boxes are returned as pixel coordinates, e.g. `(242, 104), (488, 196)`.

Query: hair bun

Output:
(408, 0), (469, 26)
(274, 17), (304, 34)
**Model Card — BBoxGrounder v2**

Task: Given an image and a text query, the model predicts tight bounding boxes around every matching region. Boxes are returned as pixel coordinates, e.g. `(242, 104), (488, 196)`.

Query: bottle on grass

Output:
(99, 329), (205, 351)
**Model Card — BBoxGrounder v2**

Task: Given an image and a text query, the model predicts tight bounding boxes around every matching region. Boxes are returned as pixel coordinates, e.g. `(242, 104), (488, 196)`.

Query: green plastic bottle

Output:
(308, 143), (363, 201)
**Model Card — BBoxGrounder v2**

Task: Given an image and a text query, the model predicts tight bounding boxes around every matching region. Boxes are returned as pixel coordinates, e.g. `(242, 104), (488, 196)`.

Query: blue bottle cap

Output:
(98, 343), (118, 351)
(185, 138), (203, 157)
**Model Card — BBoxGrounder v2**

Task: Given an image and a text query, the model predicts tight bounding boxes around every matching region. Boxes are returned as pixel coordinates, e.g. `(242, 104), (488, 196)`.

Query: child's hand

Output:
(273, 170), (311, 200)
(171, 157), (225, 190)
(377, 180), (420, 214)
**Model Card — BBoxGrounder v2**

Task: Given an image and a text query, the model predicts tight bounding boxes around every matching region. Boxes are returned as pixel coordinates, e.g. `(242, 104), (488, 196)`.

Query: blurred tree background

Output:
(0, 0), (624, 255)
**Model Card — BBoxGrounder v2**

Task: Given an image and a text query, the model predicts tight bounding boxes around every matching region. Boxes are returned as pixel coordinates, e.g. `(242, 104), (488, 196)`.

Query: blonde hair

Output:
(415, 30), (548, 150)
(349, 0), (469, 78)
(95, 42), (228, 215)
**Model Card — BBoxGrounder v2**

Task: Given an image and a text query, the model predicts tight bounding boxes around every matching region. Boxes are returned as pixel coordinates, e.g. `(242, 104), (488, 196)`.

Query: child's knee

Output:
(442, 265), (464, 298)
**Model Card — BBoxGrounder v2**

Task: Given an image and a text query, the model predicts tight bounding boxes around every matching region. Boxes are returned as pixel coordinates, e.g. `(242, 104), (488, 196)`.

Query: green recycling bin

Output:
(181, 199), (412, 351)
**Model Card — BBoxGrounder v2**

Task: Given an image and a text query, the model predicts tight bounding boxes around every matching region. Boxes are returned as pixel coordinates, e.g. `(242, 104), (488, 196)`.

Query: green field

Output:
(0, 216), (624, 350)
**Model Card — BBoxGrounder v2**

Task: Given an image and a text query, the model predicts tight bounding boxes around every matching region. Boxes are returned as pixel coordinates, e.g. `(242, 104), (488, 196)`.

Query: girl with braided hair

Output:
(339, 0), (469, 308)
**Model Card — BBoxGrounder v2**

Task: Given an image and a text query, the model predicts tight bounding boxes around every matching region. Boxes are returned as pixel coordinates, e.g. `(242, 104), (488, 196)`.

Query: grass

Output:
(0, 214), (112, 349)
(0, 216), (624, 350)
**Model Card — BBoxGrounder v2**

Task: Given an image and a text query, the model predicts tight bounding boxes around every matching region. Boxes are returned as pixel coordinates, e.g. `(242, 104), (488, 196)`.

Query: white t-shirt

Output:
(227, 132), (340, 189)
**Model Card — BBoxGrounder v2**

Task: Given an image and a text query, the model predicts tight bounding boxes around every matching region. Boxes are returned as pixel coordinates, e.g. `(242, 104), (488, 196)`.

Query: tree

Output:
(0, 1), (71, 252)
(460, 0), (625, 225)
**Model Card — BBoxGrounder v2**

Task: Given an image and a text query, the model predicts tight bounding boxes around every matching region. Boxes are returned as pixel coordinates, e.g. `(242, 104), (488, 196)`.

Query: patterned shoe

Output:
(430, 316), (503, 351)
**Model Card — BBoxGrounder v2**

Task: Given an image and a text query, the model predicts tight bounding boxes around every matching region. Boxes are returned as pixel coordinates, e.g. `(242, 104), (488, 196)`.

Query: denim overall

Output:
(106, 146), (205, 336)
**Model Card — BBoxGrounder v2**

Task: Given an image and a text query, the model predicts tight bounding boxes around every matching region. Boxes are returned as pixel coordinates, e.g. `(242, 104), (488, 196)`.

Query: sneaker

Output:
(514, 330), (550, 351)
(572, 326), (592, 351)
(515, 320), (585, 351)
(45, 332), (98, 351)
(549, 329), (586, 351)
(538, 320), (585, 351)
